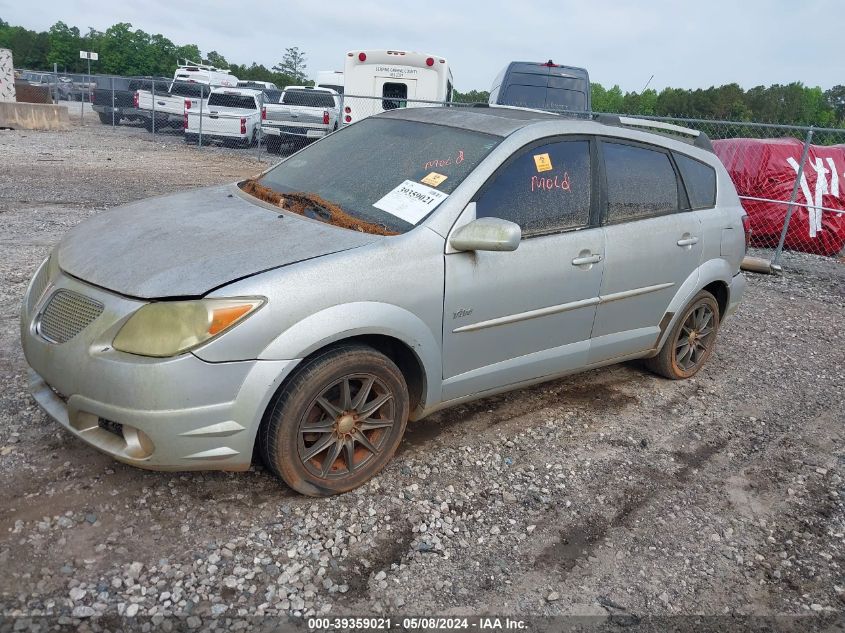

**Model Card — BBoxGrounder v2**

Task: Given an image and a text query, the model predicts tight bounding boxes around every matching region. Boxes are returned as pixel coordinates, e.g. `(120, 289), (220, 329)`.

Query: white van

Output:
(341, 50), (453, 125)
(315, 70), (344, 94)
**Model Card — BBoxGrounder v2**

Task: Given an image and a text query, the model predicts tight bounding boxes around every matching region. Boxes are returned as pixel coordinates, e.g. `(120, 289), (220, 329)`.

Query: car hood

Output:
(57, 183), (381, 298)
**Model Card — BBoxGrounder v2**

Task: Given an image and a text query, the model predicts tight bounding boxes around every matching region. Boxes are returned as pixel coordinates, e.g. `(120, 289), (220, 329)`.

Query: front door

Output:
(589, 139), (703, 362)
(442, 138), (604, 401)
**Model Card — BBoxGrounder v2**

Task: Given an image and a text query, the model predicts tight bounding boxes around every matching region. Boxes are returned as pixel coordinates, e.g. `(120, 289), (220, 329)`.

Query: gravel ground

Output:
(0, 119), (843, 630)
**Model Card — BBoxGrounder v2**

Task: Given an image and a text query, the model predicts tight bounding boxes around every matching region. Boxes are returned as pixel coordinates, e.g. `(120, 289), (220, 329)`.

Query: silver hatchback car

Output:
(21, 107), (747, 496)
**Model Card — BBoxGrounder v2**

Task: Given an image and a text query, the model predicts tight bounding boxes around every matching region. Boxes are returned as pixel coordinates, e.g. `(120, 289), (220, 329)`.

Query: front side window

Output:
(674, 152), (717, 209)
(603, 141), (679, 223)
(476, 140), (592, 236)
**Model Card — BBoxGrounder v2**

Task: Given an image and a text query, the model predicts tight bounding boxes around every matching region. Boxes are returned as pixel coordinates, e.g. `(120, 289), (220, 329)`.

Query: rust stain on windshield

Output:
(240, 179), (399, 236)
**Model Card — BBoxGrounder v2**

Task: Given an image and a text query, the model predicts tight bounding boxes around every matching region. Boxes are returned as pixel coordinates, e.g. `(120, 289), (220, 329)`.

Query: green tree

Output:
(205, 50), (228, 68)
(824, 85), (845, 124)
(452, 88), (489, 103)
(46, 21), (81, 72)
(273, 47), (307, 83)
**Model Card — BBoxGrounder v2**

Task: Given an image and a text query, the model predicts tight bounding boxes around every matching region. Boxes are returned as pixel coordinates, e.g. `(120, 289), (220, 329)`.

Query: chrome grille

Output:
(37, 290), (104, 344)
(27, 261), (51, 313)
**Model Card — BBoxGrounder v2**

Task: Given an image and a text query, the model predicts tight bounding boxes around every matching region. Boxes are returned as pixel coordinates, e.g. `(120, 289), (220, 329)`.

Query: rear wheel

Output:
(645, 290), (720, 380)
(97, 112), (113, 124)
(259, 344), (409, 496)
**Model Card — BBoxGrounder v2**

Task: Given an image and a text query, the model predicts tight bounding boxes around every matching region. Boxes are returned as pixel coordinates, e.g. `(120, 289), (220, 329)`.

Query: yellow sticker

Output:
(421, 172), (448, 187)
(533, 153), (553, 172)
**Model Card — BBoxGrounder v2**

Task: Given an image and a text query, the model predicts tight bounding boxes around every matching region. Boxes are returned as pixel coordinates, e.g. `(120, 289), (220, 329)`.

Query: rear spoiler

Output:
(595, 114), (714, 152)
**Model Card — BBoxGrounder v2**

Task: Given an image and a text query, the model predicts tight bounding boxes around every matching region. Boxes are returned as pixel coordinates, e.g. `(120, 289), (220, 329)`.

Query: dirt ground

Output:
(0, 119), (843, 630)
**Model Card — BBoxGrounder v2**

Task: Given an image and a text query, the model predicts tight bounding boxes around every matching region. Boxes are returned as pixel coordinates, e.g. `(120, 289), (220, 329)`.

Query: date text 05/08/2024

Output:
(307, 616), (528, 630)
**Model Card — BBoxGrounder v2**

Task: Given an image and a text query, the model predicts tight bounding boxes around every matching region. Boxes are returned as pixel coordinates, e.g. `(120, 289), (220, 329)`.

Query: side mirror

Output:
(449, 217), (521, 252)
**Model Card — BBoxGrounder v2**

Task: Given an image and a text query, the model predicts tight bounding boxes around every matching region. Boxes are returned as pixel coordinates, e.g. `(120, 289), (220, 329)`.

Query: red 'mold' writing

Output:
(531, 172), (571, 192)
(423, 150), (465, 170)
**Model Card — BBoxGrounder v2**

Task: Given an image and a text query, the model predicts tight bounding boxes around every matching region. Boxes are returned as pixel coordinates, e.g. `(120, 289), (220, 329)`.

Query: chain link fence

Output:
(626, 116), (845, 269)
(14, 69), (845, 269)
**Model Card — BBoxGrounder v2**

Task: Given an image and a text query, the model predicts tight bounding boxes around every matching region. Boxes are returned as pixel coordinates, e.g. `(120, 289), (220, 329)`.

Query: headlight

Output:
(113, 298), (264, 357)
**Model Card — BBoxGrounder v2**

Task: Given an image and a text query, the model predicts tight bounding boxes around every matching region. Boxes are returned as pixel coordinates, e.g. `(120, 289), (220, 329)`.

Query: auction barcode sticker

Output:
(373, 180), (449, 225)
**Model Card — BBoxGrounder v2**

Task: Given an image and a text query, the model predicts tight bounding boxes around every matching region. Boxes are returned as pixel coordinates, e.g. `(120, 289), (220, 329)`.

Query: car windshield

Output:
(246, 117), (501, 234)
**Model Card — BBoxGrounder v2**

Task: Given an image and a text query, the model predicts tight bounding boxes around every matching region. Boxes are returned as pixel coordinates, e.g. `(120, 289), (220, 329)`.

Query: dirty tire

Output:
(645, 290), (720, 380)
(97, 112), (112, 125)
(259, 344), (409, 496)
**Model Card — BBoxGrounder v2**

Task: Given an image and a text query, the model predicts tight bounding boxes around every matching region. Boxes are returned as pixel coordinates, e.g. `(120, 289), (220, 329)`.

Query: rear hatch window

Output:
(208, 93), (257, 109)
(170, 82), (206, 98)
(282, 90), (335, 108)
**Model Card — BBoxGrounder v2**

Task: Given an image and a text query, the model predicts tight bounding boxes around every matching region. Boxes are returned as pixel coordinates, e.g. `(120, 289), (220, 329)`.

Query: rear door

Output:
(588, 138), (702, 363)
(375, 78), (416, 110)
(442, 137), (604, 400)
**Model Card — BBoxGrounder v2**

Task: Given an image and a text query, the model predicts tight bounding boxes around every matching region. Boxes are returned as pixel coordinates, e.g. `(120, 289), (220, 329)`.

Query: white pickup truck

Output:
(261, 86), (340, 154)
(135, 81), (207, 131)
(134, 63), (239, 132)
(184, 88), (263, 147)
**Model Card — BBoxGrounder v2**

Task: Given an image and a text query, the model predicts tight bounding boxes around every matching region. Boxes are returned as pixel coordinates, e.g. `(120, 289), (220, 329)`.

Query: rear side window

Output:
(208, 94), (257, 109)
(282, 90), (335, 108)
(674, 152), (717, 209)
(602, 142), (679, 223)
(476, 140), (591, 236)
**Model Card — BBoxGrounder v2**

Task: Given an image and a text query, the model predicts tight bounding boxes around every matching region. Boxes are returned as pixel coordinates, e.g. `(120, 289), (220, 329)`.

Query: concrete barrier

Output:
(0, 101), (70, 130)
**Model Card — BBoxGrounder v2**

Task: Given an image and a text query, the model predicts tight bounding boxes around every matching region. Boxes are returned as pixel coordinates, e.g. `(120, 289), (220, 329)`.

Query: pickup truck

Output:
(135, 80), (206, 132)
(261, 86), (340, 154)
(184, 88), (263, 147)
(92, 77), (169, 125)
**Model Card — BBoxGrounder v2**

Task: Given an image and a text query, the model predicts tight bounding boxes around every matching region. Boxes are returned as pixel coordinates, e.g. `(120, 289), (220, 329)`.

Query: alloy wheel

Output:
(674, 304), (716, 372)
(297, 373), (395, 479)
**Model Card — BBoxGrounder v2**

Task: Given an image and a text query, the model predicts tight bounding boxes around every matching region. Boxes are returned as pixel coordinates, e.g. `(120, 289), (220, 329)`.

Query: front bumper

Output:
(21, 261), (298, 471)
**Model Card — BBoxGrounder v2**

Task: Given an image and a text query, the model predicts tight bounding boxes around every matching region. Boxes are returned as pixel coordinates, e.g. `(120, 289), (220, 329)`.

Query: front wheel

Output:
(259, 344), (409, 496)
(645, 290), (720, 380)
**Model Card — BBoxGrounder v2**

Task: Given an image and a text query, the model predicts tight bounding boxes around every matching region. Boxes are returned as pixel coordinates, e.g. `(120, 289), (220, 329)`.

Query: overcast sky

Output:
(0, 0), (839, 92)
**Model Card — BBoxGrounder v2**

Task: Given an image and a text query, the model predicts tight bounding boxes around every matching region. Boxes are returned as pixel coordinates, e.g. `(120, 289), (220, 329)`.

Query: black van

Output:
(489, 61), (591, 112)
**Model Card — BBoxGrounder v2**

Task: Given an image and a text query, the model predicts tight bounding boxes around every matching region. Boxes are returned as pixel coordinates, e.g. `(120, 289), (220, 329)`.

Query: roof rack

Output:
(595, 114), (714, 152)
(178, 59), (231, 73)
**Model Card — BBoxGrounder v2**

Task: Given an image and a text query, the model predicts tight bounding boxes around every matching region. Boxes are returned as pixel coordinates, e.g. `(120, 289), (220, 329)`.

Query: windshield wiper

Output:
(240, 179), (398, 236)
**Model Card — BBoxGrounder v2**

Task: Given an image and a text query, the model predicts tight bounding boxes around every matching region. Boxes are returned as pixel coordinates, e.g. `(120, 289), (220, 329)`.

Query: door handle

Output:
(676, 236), (699, 247)
(571, 254), (602, 266)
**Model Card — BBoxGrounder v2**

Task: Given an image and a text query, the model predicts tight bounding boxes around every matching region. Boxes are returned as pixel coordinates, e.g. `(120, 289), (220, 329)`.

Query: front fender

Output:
(654, 258), (735, 353)
(258, 301), (442, 409)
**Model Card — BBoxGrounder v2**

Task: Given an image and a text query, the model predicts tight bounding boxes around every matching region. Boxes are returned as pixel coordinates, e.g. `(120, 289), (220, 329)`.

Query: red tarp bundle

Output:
(712, 138), (845, 256)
